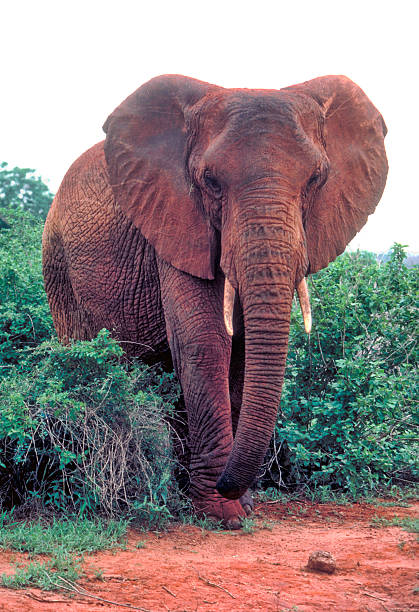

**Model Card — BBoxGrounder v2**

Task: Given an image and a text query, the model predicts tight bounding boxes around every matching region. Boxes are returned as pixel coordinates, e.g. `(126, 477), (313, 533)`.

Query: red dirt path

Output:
(0, 500), (417, 611)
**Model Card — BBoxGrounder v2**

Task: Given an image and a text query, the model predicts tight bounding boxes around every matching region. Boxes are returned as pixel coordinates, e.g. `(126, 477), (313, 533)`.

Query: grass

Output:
(1, 552), (83, 590)
(240, 517), (257, 534)
(258, 486), (353, 506)
(371, 501), (411, 508)
(370, 515), (419, 534)
(0, 512), (129, 590)
(257, 484), (418, 507)
(0, 514), (128, 555)
(180, 513), (224, 532)
(180, 510), (276, 534)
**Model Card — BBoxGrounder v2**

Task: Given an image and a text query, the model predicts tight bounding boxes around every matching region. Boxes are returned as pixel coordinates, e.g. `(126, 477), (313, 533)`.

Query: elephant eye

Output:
(307, 169), (321, 189)
(204, 170), (223, 198)
(307, 161), (329, 191)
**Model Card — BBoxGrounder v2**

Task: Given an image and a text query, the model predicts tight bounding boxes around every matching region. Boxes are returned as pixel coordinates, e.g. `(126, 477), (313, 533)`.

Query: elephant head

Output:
(103, 75), (388, 500)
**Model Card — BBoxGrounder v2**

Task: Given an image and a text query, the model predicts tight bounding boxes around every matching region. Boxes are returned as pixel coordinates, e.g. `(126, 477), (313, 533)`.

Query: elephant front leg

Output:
(158, 262), (246, 529)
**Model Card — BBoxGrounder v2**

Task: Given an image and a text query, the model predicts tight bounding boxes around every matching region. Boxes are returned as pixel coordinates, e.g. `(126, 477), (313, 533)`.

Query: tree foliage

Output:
(0, 162), (54, 219)
(0, 207), (53, 368)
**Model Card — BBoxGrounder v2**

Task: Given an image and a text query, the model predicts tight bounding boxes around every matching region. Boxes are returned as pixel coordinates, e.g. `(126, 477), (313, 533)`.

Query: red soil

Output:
(0, 500), (417, 611)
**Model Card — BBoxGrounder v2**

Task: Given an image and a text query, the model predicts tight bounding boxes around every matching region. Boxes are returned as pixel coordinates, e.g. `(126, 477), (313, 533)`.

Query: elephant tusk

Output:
(296, 277), (312, 334)
(223, 277), (235, 337)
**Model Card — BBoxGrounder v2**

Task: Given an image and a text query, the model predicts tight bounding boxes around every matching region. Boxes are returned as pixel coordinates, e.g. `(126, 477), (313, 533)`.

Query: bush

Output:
(0, 206), (53, 369)
(0, 330), (183, 525)
(264, 245), (418, 497)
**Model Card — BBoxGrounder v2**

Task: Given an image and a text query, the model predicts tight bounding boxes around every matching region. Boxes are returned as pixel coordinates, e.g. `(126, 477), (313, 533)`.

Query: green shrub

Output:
(0, 206), (53, 369)
(0, 330), (182, 525)
(264, 244), (418, 497)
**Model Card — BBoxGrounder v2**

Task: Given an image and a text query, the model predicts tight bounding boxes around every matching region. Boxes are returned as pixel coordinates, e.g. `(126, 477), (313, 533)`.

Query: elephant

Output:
(42, 74), (388, 528)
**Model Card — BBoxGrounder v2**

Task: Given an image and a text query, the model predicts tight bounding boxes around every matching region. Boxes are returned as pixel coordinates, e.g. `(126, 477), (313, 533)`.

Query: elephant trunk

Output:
(217, 199), (301, 499)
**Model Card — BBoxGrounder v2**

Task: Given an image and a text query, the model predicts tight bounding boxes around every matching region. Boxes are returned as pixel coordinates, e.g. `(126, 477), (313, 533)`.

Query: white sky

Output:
(2, 0), (418, 252)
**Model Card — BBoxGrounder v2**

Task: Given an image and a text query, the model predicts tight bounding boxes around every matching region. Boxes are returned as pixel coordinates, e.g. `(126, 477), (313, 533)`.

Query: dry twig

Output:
(362, 591), (387, 602)
(162, 585), (177, 597)
(25, 592), (69, 603)
(197, 573), (236, 599)
(48, 574), (150, 611)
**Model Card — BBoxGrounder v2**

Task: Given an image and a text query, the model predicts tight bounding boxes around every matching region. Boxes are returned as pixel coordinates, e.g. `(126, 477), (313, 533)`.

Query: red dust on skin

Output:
(0, 500), (417, 611)
(43, 74), (388, 525)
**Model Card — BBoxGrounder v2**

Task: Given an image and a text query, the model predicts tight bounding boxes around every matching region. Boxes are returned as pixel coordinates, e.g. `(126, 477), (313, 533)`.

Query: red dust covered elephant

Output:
(42, 74), (388, 528)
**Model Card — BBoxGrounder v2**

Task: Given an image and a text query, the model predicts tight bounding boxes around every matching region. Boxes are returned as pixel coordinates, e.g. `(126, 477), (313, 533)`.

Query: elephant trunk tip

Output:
(216, 472), (247, 500)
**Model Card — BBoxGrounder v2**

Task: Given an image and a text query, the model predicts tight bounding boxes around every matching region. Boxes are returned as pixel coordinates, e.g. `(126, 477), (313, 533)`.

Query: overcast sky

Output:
(2, 0), (418, 252)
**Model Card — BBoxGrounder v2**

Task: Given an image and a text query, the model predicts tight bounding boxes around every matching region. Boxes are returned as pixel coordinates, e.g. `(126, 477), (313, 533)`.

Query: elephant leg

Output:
(158, 261), (246, 529)
(42, 227), (99, 342)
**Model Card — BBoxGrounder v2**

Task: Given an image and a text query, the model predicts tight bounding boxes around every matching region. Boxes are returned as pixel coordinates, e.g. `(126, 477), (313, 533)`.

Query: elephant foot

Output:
(192, 493), (246, 530)
(239, 490), (254, 516)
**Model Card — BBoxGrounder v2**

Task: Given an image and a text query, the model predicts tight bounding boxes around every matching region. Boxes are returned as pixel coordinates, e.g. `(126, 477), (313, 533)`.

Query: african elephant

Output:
(42, 74), (388, 528)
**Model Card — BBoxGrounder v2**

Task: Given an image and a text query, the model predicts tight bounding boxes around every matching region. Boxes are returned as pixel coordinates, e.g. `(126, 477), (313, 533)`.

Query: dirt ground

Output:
(0, 499), (417, 611)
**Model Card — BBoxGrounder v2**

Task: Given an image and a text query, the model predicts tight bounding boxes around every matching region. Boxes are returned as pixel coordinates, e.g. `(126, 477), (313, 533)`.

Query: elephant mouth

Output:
(223, 276), (312, 337)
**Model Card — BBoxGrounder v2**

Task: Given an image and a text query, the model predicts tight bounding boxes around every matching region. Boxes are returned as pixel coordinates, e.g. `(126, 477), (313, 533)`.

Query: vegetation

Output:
(0, 206), (53, 366)
(1, 550), (83, 590)
(0, 512), (127, 590)
(370, 514), (419, 533)
(264, 244), (418, 497)
(0, 331), (182, 523)
(0, 203), (417, 529)
(0, 162), (53, 220)
(0, 512), (128, 554)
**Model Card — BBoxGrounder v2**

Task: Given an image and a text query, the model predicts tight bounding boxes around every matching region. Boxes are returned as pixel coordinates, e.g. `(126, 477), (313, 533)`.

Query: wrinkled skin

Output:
(43, 75), (387, 528)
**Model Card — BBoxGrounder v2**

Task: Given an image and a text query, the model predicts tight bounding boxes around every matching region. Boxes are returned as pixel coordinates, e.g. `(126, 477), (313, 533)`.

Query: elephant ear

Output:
(286, 75), (388, 273)
(103, 75), (220, 279)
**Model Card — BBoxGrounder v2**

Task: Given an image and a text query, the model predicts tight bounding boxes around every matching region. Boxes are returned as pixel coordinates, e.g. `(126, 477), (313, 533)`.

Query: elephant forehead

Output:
(197, 90), (319, 134)
(190, 91), (323, 165)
